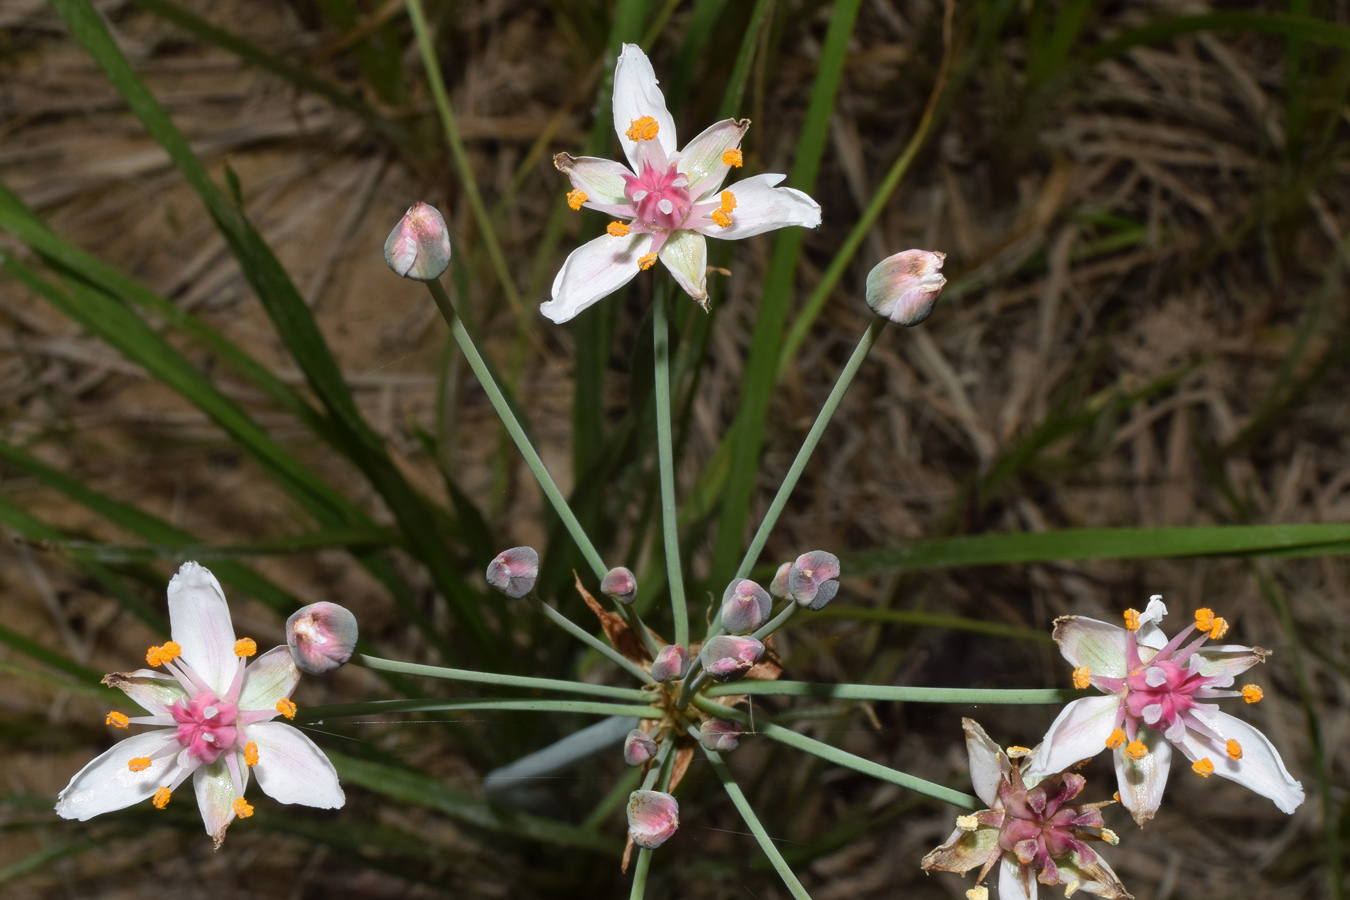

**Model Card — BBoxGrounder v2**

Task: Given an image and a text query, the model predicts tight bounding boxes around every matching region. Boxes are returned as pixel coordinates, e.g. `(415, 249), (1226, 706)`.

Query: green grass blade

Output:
(802, 606), (1053, 643)
(704, 682), (1073, 704)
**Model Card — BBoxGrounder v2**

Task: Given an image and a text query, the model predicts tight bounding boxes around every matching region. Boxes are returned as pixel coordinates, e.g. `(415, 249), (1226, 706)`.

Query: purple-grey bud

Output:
(285, 601), (359, 675)
(699, 634), (764, 683)
(768, 561), (793, 599)
(865, 249), (946, 325)
(624, 729), (658, 767)
(601, 566), (638, 605)
(384, 202), (452, 281)
(627, 790), (679, 849)
(788, 550), (841, 610)
(699, 718), (745, 752)
(485, 546), (539, 598)
(649, 643), (690, 682)
(720, 578), (772, 635)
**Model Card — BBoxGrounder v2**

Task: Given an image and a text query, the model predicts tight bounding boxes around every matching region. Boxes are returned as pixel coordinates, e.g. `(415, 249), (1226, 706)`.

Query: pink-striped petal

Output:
(104, 669), (187, 717)
(542, 233), (653, 323)
(1025, 694), (1120, 778)
(658, 229), (708, 309)
(553, 153), (637, 216)
(1179, 708), (1305, 814)
(1112, 729), (1171, 825)
(238, 646), (301, 711)
(998, 853), (1037, 900)
(1051, 615), (1128, 678)
(963, 718), (1007, 808)
(612, 44), (677, 171)
(168, 561), (238, 697)
(194, 758), (243, 848)
(247, 721), (345, 809)
(678, 118), (750, 199)
(55, 730), (183, 821)
(692, 174), (820, 240)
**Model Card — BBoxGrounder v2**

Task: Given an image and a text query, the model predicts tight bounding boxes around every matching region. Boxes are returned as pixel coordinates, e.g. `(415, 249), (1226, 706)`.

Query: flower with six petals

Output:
(544, 43), (821, 322)
(56, 562), (344, 846)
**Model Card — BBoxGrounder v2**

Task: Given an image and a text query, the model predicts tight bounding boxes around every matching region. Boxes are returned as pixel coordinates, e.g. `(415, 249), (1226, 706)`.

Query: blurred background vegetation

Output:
(1, 0), (1348, 897)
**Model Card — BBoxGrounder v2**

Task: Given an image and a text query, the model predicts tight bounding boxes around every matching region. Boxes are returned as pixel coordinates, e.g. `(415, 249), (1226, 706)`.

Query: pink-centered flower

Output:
(543, 43), (821, 323)
(922, 719), (1130, 900)
(1026, 596), (1304, 825)
(56, 562), (344, 847)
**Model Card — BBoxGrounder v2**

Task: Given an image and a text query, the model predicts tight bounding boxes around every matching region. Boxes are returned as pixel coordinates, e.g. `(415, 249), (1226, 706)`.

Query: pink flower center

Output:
(996, 773), (1101, 882)
(1122, 658), (1206, 729)
(624, 163), (691, 231)
(170, 692), (239, 764)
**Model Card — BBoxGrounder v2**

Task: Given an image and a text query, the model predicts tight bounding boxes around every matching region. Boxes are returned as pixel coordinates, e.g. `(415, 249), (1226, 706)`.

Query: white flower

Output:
(543, 43), (821, 323)
(56, 562), (344, 847)
(1026, 596), (1304, 825)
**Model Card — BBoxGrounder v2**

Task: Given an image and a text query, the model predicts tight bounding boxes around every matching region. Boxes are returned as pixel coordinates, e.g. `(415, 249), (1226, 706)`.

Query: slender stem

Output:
(653, 286), (689, 649)
(533, 595), (656, 684)
(405, 0), (524, 319)
(628, 848), (653, 900)
(737, 318), (886, 581)
(694, 697), (979, 810)
(752, 602), (798, 641)
(297, 698), (662, 722)
(630, 735), (676, 899)
(700, 745), (813, 900)
(425, 279), (607, 579)
(620, 602), (665, 659)
(704, 681), (1077, 705)
(354, 654), (649, 701)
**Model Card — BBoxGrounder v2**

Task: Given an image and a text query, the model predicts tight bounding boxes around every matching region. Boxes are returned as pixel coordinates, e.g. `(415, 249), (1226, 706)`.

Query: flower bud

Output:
(285, 602), (359, 675)
(865, 249), (946, 326)
(627, 790), (679, 849)
(649, 643), (689, 682)
(485, 546), (539, 598)
(768, 561), (793, 599)
(623, 729), (658, 767)
(789, 550), (841, 610)
(601, 566), (638, 605)
(384, 202), (452, 281)
(720, 579), (772, 635)
(699, 634), (764, 683)
(699, 718), (745, 752)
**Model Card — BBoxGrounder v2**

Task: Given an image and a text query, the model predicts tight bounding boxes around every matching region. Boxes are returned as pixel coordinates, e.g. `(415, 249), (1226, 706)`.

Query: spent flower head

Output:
(543, 44), (821, 322)
(1026, 596), (1304, 825)
(56, 562), (344, 847)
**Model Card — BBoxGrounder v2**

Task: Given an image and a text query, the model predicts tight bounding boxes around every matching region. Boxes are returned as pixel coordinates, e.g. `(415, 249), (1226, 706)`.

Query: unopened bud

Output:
(720, 579), (772, 635)
(699, 718), (745, 752)
(865, 249), (946, 326)
(623, 729), (658, 767)
(384, 202), (452, 281)
(285, 602), (359, 675)
(649, 643), (690, 682)
(485, 546), (539, 598)
(627, 790), (679, 849)
(601, 566), (638, 605)
(768, 561), (793, 599)
(788, 550), (841, 610)
(699, 634), (764, 683)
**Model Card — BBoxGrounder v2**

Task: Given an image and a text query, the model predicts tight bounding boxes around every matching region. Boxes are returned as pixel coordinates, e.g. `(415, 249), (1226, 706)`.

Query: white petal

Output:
(1179, 709), (1305, 813)
(168, 561), (238, 697)
(612, 43), (677, 171)
(542, 233), (652, 323)
(55, 730), (183, 821)
(1136, 595), (1169, 650)
(694, 174), (820, 240)
(238, 646), (301, 711)
(247, 721), (345, 808)
(1025, 695), (1119, 778)
(1193, 643), (1269, 681)
(999, 854), (1036, 900)
(553, 153), (636, 215)
(104, 669), (187, 716)
(1113, 730), (1171, 825)
(677, 118), (750, 198)
(659, 229), (708, 309)
(194, 759), (243, 848)
(962, 719), (1006, 807)
(1051, 616), (1127, 677)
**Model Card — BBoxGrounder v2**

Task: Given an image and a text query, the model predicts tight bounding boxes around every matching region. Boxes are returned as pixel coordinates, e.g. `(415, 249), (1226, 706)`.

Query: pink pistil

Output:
(170, 692), (239, 764)
(1118, 624), (1220, 739)
(624, 163), (692, 231)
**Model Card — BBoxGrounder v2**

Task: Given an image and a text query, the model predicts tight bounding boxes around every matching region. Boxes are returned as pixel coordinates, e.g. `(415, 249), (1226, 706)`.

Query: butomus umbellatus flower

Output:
(543, 43), (821, 323)
(56, 562), (344, 847)
(922, 719), (1130, 900)
(1026, 595), (1303, 825)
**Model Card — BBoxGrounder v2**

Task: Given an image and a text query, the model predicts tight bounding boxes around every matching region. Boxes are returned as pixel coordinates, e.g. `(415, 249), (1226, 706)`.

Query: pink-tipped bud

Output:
(627, 790), (679, 849)
(285, 602), (359, 675)
(601, 566), (638, 605)
(720, 579), (772, 635)
(768, 561), (793, 599)
(699, 718), (745, 752)
(624, 729), (658, 767)
(699, 634), (764, 683)
(485, 546), (539, 598)
(789, 550), (841, 610)
(384, 202), (452, 281)
(865, 250), (946, 326)
(649, 643), (690, 682)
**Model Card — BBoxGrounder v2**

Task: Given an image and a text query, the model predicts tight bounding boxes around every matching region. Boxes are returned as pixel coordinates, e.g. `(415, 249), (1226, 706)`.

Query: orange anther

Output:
(1242, 684), (1264, 704)
(719, 191), (737, 213)
(1105, 728), (1126, 750)
(232, 797), (254, 818)
(722, 148), (743, 168)
(1226, 739), (1243, 760)
(244, 742), (259, 767)
(128, 757), (152, 772)
(1123, 609), (1140, 631)
(106, 711), (130, 729)
(1072, 666), (1092, 690)
(1124, 740), (1148, 760)
(1208, 617), (1229, 640)
(145, 645), (163, 667)
(1192, 758), (1215, 778)
(566, 189), (587, 211)
(1194, 608), (1215, 632)
(152, 787), (172, 809)
(275, 698), (297, 720)
(625, 116), (659, 142)
(710, 209), (732, 228)
(638, 252), (658, 271)
(159, 641), (182, 663)
(607, 221), (631, 237)
(234, 638), (257, 658)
